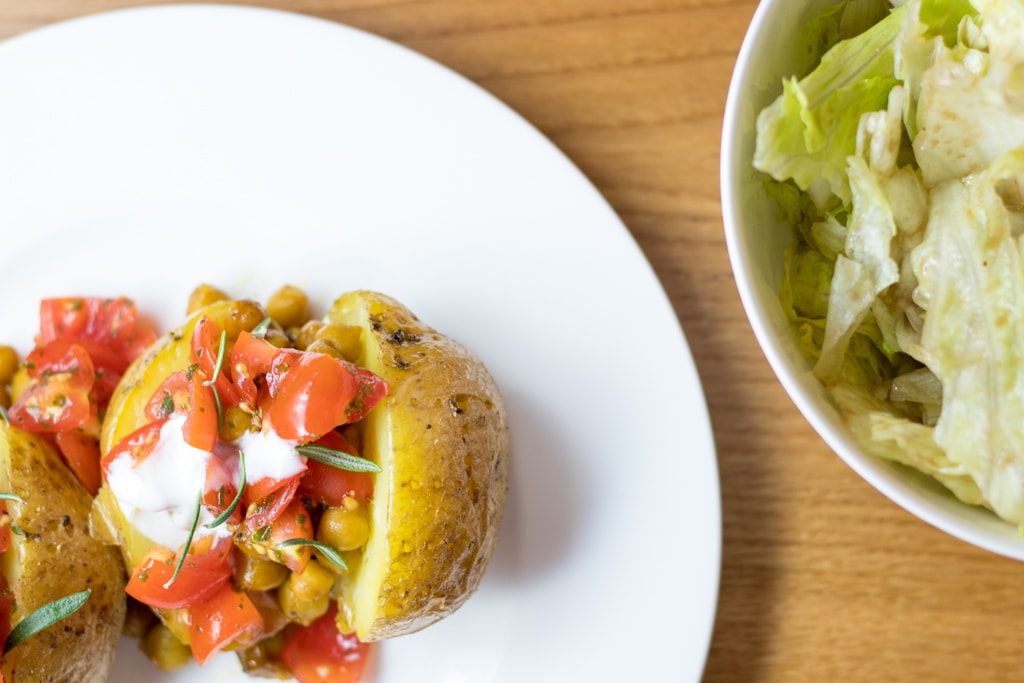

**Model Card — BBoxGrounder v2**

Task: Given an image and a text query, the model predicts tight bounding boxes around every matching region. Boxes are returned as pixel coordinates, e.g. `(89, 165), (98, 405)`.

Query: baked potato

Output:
(95, 288), (509, 674)
(0, 422), (126, 682)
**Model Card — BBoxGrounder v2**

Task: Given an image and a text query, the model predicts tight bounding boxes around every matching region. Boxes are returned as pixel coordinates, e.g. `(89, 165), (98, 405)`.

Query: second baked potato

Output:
(0, 423), (126, 682)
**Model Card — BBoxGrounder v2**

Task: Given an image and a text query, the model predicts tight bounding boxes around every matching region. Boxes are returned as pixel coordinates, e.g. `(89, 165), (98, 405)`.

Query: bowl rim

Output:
(719, 0), (1024, 561)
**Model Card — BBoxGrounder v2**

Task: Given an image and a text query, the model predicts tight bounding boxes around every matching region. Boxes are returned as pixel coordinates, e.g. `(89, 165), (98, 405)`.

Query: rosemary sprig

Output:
(164, 489), (204, 589)
(0, 493), (23, 504)
(203, 330), (228, 387)
(276, 538), (348, 571)
(0, 405), (8, 426)
(295, 445), (382, 473)
(251, 317), (272, 339)
(203, 329), (228, 431)
(4, 590), (91, 653)
(206, 450), (246, 529)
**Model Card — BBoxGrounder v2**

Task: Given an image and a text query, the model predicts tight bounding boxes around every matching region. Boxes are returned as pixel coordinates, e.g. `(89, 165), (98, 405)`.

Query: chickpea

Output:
(266, 285), (310, 330)
(314, 324), (363, 363)
(0, 346), (18, 384)
(8, 366), (30, 404)
(293, 320), (325, 351)
(141, 623), (191, 671)
(220, 405), (254, 442)
(236, 553), (290, 591)
(277, 560), (334, 625)
(186, 284), (229, 315)
(317, 504), (370, 552)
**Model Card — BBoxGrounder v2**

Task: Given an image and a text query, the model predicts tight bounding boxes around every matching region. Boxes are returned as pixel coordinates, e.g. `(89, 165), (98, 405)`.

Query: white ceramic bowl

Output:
(721, 0), (1024, 560)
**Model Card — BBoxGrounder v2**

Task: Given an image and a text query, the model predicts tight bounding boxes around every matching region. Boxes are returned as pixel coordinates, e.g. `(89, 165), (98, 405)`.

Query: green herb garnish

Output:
(203, 330), (228, 387)
(0, 405), (8, 426)
(206, 450), (246, 529)
(4, 590), (91, 653)
(164, 489), (204, 589)
(251, 317), (272, 339)
(0, 493), (23, 504)
(296, 445), (382, 473)
(276, 538), (348, 570)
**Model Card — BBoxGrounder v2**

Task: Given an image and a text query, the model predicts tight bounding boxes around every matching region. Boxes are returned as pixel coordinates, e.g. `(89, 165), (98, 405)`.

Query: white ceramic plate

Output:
(0, 5), (720, 681)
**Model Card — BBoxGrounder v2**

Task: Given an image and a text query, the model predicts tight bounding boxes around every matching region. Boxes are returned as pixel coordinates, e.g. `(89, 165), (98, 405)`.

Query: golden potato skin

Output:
(327, 291), (509, 641)
(0, 424), (126, 682)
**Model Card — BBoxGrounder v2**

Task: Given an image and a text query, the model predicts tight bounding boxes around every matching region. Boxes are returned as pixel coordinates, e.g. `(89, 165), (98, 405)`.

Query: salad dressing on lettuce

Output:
(755, 0), (1024, 525)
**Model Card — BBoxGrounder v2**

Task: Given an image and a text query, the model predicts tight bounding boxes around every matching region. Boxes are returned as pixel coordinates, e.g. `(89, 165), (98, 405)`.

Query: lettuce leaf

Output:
(754, 3), (908, 209)
(910, 149), (1024, 524)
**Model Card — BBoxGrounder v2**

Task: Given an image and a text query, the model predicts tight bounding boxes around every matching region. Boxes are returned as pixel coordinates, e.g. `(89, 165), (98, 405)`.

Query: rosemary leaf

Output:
(203, 330), (228, 387)
(164, 489), (204, 589)
(277, 538), (348, 570)
(207, 450), (246, 529)
(0, 405), (8, 426)
(0, 492), (23, 504)
(4, 590), (91, 653)
(296, 445), (381, 473)
(251, 318), (272, 339)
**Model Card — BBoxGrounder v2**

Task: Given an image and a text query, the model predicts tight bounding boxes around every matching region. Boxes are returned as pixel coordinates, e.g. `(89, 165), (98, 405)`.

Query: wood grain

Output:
(3, 0), (1021, 680)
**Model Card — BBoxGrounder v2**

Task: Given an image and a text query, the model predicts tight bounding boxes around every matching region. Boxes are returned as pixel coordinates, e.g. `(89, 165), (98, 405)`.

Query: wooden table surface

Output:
(3, 0), (1020, 680)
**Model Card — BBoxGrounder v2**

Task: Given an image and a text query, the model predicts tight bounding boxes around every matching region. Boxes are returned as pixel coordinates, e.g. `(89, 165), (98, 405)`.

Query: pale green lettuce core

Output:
(754, 0), (1024, 527)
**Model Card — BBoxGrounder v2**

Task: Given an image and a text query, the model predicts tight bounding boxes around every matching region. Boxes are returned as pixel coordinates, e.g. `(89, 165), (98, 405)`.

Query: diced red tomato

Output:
(338, 360), (388, 424)
(298, 431), (374, 506)
(54, 432), (102, 496)
(264, 353), (360, 443)
(244, 478), (300, 532)
(38, 297), (136, 346)
(145, 370), (191, 421)
(187, 583), (263, 666)
(183, 371), (219, 452)
(100, 419), (167, 474)
(8, 340), (96, 433)
(126, 536), (233, 610)
(90, 366), (122, 407)
(203, 453), (243, 526)
(281, 604), (371, 683)
(245, 472), (303, 510)
(248, 498), (313, 574)
(230, 331), (280, 406)
(190, 317), (239, 408)
(37, 297), (156, 373)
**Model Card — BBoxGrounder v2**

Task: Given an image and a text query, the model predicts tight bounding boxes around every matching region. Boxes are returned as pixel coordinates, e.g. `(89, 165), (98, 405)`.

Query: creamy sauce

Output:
(237, 427), (306, 484)
(106, 414), (306, 550)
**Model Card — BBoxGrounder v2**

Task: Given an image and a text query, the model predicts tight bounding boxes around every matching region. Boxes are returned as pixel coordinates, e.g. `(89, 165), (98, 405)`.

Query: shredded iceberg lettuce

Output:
(754, 0), (1024, 527)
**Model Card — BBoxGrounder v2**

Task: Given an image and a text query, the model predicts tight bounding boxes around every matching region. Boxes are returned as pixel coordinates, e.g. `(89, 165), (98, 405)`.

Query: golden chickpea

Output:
(220, 405), (253, 442)
(317, 505), (370, 552)
(293, 320), (325, 350)
(186, 284), (229, 315)
(288, 558), (335, 601)
(141, 623), (192, 671)
(304, 339), (342, 359)
(0, 346), (18, 384)
(266, 285), (310, 330)
(314, 324), (363, 362)
(236, 553), (290, 591)
(9, 366), (30, 404)
(277, 562), (333, 625)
